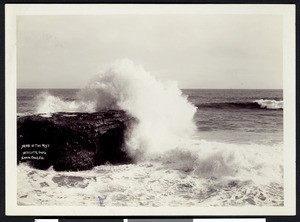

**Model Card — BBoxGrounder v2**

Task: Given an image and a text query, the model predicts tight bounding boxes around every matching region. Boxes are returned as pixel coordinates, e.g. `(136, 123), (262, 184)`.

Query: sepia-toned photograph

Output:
(5, 4), (295, 216)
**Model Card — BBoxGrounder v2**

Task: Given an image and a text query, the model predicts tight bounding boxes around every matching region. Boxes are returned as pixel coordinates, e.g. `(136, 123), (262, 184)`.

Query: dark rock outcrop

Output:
(17, 110), (135, 171)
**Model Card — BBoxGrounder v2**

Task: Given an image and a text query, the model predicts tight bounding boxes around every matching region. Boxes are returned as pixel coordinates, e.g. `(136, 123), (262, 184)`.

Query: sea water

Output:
(17, 88), (283, 145)
(17, 60), (283, 207)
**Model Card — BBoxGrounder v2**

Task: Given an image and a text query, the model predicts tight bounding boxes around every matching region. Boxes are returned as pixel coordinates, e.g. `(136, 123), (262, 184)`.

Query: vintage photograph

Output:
(6, 4), (295, 216)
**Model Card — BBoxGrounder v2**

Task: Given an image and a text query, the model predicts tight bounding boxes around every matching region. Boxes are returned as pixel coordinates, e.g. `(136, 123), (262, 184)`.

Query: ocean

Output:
(17, 88), (283, 146)
(17, 88), (283, 207)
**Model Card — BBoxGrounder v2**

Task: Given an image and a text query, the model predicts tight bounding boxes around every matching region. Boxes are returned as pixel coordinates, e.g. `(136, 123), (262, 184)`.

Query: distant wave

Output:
(254, 99), (283, 110)
(196, 99), (283, 110)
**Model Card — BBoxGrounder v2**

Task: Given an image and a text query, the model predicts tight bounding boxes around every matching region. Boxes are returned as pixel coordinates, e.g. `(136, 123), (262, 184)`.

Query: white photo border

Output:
(5, 4), (296, 216)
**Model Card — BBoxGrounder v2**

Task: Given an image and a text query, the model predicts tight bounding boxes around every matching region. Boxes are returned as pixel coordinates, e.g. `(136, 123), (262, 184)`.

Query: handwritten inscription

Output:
(20, 144), (50, 161)
(21, 144), (50, 149)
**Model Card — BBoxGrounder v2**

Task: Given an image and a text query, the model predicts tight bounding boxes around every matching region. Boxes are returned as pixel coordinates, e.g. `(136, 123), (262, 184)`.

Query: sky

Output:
(17, 14), (283, 89)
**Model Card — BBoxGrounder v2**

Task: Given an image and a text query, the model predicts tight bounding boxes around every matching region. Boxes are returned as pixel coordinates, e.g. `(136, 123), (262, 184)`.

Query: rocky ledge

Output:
(17, 110), (135, 171)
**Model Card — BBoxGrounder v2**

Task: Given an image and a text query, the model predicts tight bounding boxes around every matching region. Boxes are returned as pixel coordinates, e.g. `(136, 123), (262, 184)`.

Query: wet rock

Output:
(258, 193), (267, 201)
(245, 198), (256, 205)
(17, 110), (135, 171)
(52, 175), (88, 188)
(19, 195), (28, 198)
(40, 182), (49, 187)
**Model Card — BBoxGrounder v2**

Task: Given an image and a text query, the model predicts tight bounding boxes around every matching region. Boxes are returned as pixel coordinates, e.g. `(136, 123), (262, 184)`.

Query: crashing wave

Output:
(254, 99), (283, 110)
(35, 59), (197, 155)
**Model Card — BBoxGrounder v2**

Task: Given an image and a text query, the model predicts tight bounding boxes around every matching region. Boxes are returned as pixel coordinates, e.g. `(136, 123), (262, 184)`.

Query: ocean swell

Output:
(196, 100), (283, 110)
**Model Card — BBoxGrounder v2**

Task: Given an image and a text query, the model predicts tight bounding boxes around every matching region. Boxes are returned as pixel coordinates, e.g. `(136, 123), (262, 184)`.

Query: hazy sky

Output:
(17, 14), (283, 89)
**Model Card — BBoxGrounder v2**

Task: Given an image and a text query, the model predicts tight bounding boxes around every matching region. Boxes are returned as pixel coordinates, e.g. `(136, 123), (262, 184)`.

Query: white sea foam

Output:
(17, 139), (284, 207)
(254, 99), (283, 110)
(30, 60), (283, 203)
(36, 59), (197, 155)
(157, 139), (283, 185)
(36, 91), (94, 114)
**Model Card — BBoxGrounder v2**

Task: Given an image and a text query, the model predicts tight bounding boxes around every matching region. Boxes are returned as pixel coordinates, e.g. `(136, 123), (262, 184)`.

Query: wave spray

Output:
(35, 59), (283, 184)
(37, 59), (197, 157)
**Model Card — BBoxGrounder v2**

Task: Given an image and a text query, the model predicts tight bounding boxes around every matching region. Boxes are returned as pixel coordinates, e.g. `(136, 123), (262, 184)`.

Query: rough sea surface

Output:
(17, 88), (283, 207)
